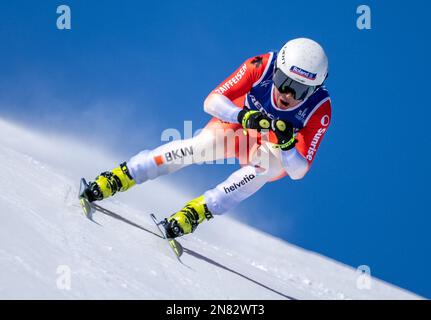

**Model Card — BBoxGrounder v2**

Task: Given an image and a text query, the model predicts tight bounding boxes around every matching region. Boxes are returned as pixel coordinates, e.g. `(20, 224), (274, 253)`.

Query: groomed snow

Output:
(0, 118), (422, 300)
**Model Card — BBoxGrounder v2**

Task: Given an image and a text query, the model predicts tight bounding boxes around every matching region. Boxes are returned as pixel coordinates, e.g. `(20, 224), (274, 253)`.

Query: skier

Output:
(80, 38), (332, 239)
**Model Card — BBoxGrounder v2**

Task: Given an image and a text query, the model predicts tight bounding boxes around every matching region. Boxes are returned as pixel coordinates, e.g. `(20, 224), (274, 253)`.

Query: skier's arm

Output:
(204, 93), (241, 123)
(281, 100), (332, 180)
(204, 54), (271, 123)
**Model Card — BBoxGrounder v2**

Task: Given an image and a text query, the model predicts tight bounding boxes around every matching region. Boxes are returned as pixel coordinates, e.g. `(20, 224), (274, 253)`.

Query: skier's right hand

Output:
(237, 108), (271, 134)
(271, 119), (297, 151)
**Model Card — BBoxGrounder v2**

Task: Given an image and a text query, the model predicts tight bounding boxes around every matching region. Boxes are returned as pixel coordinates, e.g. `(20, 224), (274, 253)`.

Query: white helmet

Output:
(273, 38), (328, 100)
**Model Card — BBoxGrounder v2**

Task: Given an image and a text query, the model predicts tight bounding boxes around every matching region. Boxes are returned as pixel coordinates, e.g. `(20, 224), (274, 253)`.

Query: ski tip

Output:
(78, 177), (96, 219)
(169, 239), (184, 258)
(79, 197), (95, 219)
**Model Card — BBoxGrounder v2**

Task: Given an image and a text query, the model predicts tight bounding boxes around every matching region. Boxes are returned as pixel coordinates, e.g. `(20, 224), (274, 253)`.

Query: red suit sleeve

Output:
(295, 99), (332, 165)
(212, 53), (272, 102)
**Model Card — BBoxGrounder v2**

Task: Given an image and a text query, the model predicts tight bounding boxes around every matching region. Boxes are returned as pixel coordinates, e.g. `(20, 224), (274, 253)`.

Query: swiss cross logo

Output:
(251, 56), (263, 68)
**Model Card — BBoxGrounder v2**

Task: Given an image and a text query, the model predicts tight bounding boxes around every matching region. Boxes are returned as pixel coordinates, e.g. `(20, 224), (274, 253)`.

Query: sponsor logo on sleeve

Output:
(306, 128), (326, 161)
(214, 64), (247, 94)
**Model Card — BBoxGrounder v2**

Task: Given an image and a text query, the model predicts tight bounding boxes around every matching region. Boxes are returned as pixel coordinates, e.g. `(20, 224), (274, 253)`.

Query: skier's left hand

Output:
(271, 120), (297, 151)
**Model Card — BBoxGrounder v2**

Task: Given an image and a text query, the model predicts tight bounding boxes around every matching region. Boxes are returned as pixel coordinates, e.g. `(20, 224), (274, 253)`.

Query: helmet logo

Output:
(251, 56), (263, 68)
(280, 49), (286, 65)
(290, 66), (317, 80)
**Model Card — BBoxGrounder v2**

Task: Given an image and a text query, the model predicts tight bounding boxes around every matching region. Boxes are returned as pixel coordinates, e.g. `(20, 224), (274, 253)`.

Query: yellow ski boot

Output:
(164, 195), (213, 238)
(83, 162), (136, 202)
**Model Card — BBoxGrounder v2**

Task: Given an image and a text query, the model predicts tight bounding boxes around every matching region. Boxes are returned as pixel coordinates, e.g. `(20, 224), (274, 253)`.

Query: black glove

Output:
(237, 108), (271, 133)
(271, 120), (297, 151)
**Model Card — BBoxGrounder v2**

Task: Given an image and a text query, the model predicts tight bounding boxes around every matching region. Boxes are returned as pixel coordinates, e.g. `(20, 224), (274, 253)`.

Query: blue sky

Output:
(1, 0), (430, 298)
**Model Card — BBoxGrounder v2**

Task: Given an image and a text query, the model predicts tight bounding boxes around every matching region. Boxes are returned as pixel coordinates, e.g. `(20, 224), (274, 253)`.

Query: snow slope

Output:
(0, 118), (422, 299)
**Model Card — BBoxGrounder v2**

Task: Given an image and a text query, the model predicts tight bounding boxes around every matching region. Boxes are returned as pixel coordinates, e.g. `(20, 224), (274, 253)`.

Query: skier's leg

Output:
(164, 142), (286, 238)
(127, 117), (247, 184)
(205, 140), (287, 214)
(127, 128), (220, 184)
(84, 118), (242, 202)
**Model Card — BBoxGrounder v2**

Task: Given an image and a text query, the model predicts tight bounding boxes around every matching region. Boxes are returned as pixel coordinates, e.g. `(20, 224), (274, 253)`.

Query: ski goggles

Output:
(272, 68), (316, 101)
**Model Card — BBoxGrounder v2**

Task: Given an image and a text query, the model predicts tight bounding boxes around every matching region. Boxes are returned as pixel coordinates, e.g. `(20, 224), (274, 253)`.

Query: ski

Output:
(150, 213), (184, 261)
(78, 178), (96, 219)
(78, 179), (183, 261)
